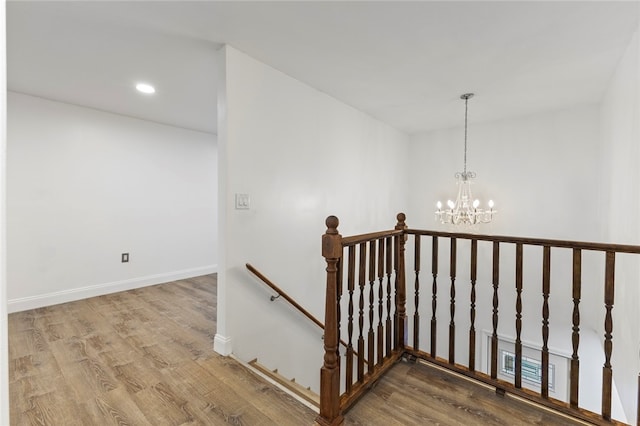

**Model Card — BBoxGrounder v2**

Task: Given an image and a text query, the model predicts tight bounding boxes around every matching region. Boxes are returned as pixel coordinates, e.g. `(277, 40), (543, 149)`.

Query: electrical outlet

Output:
(122, 253), (129, 263)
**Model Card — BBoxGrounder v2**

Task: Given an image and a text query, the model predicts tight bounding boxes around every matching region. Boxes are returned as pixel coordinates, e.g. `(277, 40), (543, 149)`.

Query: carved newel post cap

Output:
(396, 212), (407, 240)
(323, 216), (341, 258)
(325, 216), (339, 234)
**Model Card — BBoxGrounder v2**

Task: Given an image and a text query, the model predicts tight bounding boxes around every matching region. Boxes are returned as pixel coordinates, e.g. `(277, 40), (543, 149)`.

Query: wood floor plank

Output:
(8, 274), (318, 426)
(10, 371), (65, 416)
(109, 362), (149, 395)
(162, 364), (273, 425)
(81, 387), (153, 426)
(182, 358), (313, 426)
(8, 311), (36, 334)
(127, 381), (204, 425)
(22, 388), (88, 426)
(48, 343), (119, 402)
(344, 360), (587, 425)
(9, 273), (585, 425)
(9, 327), (49, 359)
(8, 349), (60, 383)
(384, 362), (504, 425)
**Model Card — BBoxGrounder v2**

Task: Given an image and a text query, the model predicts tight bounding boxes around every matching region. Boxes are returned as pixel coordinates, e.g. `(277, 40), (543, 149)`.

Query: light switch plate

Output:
(235, 193), (250, 210)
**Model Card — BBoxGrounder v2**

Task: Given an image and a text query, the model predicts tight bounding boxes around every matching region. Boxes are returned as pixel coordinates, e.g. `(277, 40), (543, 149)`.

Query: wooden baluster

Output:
(602, 251), (615, 420)
(449, 238), (457, 364)
(541, 246), (551, 399)
(570, 249), (581, 408)
(431, 236), (438, 359)
(377, 239), (385, 366)
(337, 257), (343, 364)
(515, 243), (523, 389)
(414, 235), (421, 351)
(319, 216), (343, 425)
(393, 235), (399, 350)
(491, 241), (500, 379)
(357, 242), (366, 382)
(368, 240), (376, 374)
(385, 236), (392, 358)
(469, 239), (477, 371)
(345, 246), (355, 394)
(395, 213), (407, 350)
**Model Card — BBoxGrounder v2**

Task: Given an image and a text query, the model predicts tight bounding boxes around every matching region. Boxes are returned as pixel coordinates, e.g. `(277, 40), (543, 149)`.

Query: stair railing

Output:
(318, 215), (406, 425)
(247, 263), (324, 329)
(318, 213), (640, 426)
(245, 263), (362, 357)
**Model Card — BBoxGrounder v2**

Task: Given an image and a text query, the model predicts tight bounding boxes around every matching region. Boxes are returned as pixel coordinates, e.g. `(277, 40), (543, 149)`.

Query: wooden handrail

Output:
(341, 229), (403, 246)
(245, 263), (356, 356)
(246, 263), (325, 329)
(406, 228), (640, 254)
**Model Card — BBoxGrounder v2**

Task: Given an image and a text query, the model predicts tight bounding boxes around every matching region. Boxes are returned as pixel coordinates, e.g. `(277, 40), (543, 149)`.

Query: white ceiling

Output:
(7, 1), (640, 135)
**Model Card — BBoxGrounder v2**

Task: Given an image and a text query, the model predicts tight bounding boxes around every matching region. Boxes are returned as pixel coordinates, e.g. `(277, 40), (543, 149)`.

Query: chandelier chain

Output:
(463, 95), (468, 176)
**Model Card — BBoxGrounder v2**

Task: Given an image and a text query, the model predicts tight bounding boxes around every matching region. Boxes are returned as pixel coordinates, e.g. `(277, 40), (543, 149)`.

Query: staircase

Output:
(248, 358), (320, 408)
(243, 264), (322, 411)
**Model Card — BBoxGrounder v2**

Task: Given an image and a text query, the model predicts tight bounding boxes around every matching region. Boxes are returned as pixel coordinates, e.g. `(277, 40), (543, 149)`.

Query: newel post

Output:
(318, 216), (344, 426)
(395, 213), (408, 350)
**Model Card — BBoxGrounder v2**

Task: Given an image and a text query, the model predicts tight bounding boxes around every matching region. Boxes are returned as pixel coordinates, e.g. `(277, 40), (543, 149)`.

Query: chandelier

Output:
(435, 93), (496, 225)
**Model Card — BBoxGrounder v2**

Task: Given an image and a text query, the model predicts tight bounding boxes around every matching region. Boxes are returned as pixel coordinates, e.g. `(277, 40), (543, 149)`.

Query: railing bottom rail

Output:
(338, 350), (403, 414)
(404, 348), (627, 426)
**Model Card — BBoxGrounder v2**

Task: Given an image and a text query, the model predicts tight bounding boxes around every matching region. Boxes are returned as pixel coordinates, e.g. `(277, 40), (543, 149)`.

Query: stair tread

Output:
(249, 359), (319, 407)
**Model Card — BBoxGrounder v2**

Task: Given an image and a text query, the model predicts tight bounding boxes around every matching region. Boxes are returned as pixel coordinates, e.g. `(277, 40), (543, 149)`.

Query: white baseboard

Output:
(7, 265), (217, 313)
(214, 334), (233, 356)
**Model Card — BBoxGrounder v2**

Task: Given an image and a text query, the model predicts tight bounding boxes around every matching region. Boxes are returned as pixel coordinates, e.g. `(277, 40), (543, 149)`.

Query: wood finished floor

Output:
(345, 360), (586, 425)
(9, 274), (585, 425)
(8, 275), (316, 425)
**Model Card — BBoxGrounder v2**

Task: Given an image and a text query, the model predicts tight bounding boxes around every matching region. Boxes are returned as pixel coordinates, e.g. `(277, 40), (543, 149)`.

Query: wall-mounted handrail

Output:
(246, 263), (325, 329)
(245, 263), (358, 357)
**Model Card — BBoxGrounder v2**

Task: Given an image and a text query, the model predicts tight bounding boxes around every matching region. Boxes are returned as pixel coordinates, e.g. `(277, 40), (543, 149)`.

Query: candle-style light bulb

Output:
(447, 200), (455, 209)
(437, 201), (442, 210)
(473, 199), (480, 209)
(488, 200), (495, 209)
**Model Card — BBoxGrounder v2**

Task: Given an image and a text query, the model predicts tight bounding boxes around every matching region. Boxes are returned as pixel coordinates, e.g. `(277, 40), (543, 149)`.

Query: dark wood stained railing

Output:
(247, 262), (374, 369)
(571, 248), (582, 408)
(318, 213), (640, 426)
(246, 263), (325, 329)
(317, 216), (405, 425)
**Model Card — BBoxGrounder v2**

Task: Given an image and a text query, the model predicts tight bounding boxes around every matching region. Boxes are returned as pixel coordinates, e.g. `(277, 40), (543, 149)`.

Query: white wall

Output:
(408, 105), (606, 326)
(406, 104), (635, 420)
(1, 1), (10, 424)
(408, 104), (603, 241)
(215, 46), (409, 391)
(6, 92), (218, 312)
(408, 104), (604, 336)
(601, 27), (640, 424)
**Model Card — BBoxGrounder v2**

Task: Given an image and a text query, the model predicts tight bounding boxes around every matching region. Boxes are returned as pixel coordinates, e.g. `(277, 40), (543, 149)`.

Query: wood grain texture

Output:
(343, 360), (588, 426)
(9, 275), (317, 426)
(10, 273), (592, 425)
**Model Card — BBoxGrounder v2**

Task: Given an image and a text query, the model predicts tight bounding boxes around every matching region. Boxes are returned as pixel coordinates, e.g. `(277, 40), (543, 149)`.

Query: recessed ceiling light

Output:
(136, 83), (155, 94)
